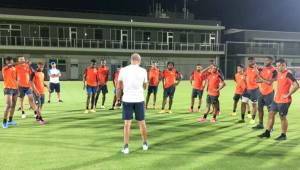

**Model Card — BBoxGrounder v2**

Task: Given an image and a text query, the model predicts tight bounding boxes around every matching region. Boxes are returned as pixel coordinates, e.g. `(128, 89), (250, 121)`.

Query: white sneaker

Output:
(21, 114), (27, 119)
(122, 147), (129, 154)
(90, 109), (96, 113)
(143, 144), (149, 151)
(100, 106), (105, 110)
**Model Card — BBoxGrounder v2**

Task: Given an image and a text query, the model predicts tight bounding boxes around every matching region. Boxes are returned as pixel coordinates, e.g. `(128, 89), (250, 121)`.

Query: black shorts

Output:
(34, 93), (45, 106)
(163, 86), (176, 98)
(206, 95), (219, 104)
(3, 88), (18, 96)
(246, 88), (259, 102)
(122, 102), (145, 121)
(18, 87), (33, 98)
(192, 89), (203, 99)
(233, 94), (242, 102)
(270, 101), (290, 117)
(148, 86), (158, 95)
(49, 83), (60, 93)
(97, 85), (108, 94)
(258, 91), (274, 111)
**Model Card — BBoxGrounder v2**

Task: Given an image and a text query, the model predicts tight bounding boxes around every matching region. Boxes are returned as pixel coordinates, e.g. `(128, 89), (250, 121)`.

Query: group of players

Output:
(2, 56), (62, 128)
(3, 55), (299, 141)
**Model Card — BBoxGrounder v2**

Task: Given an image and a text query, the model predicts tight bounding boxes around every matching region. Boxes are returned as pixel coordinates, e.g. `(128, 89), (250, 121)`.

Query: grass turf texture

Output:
(1, 81), (300, 170)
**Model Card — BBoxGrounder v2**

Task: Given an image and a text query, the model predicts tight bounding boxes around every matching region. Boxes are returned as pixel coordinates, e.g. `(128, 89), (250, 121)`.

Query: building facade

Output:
(0, 8), (225, 80)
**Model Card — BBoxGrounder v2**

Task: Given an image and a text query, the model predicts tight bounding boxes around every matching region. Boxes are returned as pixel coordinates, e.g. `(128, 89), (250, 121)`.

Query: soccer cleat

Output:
(109, 107), (114, 110)
(237, 119), (245, 123)
(84, 110), (89, 114)
(7, 121), (17, 126)
(21, 114), (27, 119)
(252, 124), (264, 130)
(37, 120), (46, 125)
(189, 108), (194, 113)
(231, 112), (237, 116)
(143, 143), (149, 151)
(249, 119), (256, 125)
(167, 110), (172, 114)
(275, 134), (287, 141)
(48, 100), (50, 103)
(258, 131), (270, 138)
(17, 107), (21, 111)
(159, 110), (166, 114)
(2, 122), (8, 129)
(210, 118), (217, 123)
(58, 100), (63, 103)
(247, 114), (252, 119)
(198, 117), (207, 123)
(122, 147), (129, 154)
(90, 109), (96, 113)
(100, 106), (105, 110)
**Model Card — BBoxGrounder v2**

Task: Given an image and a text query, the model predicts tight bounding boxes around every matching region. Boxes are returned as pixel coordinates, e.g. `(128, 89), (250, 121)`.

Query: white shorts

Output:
(241, 96), (257, 104)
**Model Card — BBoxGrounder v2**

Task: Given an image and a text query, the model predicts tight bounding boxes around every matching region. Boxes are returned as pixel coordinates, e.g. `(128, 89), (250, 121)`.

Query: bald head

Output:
(131, 53), (141, 65)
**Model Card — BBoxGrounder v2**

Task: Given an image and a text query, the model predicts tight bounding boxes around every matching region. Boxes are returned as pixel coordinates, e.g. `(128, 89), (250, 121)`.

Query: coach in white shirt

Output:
(117, 53), (148, 154)
(48, 62), (63, 103)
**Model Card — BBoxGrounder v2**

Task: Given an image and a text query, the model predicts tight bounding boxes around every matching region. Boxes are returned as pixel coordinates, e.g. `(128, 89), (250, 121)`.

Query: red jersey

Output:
(97, 66), (109, 85)
(190, 70), (206, 90)
(234, 73), (246, 95)
(207, 72), (224, 96)
(113, 70), (120, 86)
(245, 67), (259, 90)
(31, 71), (45, 95)
(16, 63), (31, 88)
(2, 66), (17, 89)
(148, 67), (160, 86)
(275, 70), (297, 103)
(85, 66), (98, 87)
(162, 68), (179, 88)
(259, 66), (277, 95)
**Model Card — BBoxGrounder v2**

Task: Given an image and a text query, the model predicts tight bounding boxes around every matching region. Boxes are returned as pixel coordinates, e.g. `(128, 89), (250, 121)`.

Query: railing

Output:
(0, 36), (225, 52)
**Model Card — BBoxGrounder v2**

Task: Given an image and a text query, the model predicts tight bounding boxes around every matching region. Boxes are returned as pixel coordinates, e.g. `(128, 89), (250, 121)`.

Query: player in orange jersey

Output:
(83, 59), (98, 113)
(95, 59), (109, 110)
(145, 62), (160, 109)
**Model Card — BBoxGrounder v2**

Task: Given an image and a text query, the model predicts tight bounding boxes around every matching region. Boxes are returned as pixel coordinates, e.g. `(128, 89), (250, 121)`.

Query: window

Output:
(58, 28), (64, 38)
(40, 26), (49, 38)
(143, 32), (151, 42)
(135, 31), (142, 41)
(180, 33), (187, 43)
(49, 58), (66, 72)
(0, 24), (9, 29)
(94, 29), (103, 40)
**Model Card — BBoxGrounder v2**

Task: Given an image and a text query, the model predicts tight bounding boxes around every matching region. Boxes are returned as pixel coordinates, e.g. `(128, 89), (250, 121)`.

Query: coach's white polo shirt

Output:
(48, 68), (61, 84)
(118, 64), (148, 103)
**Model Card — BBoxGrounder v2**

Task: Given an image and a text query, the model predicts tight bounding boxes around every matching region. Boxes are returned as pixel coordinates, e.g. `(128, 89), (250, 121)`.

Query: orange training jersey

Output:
(148, 67), (160, 86)
(207, 72), (224, 96)
(16, 63), (31, 88)
(245, 67), (259, 90)
(85, 67), (98, 87)
(162, 68), (178, 88)
(191, 70), (206, 90)
(31, 71), (45, 95)
(2, 66), (17, 89)
(258, 66), (277, 95)
(275, 70), (297, 104)
(97, 66), (109, 85)
(234, 73), (246, 95)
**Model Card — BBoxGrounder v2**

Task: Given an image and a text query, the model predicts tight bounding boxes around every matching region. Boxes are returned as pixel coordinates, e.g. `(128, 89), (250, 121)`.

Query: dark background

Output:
(0, 0), (299, 31)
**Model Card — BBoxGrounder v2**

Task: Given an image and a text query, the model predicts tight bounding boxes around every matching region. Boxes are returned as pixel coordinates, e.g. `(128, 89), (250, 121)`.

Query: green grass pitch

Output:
(1, 81), (300, 170)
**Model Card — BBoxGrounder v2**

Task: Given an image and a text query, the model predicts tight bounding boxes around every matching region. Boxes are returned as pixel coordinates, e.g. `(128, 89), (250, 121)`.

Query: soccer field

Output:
(1, 81), (300, 170)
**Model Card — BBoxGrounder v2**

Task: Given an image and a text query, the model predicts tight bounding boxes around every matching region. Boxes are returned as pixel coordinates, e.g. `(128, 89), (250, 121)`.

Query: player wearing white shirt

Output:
(48, 62), (63, 103)
(117, 53), (148, 154)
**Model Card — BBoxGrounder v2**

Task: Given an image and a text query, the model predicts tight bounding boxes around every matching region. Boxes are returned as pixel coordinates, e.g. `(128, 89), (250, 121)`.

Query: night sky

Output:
(1, 0), (300, 32)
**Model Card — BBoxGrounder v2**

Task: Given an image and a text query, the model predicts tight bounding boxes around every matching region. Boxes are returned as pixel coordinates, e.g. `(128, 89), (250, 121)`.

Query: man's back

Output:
(118, 65), (147, 103)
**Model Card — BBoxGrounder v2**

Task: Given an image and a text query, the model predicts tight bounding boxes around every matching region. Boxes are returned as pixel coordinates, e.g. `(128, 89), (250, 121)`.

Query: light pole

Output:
(130, 19), (133, 49)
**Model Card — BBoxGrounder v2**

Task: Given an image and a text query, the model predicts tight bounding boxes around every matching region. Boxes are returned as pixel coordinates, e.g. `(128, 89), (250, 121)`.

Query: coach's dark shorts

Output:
(49, 83), (60, 93)
(148, 86), (158, 95)
(4, 88), (18, 96)
(163, 86), (176, 98)
(192, 89), (203, 99)
(122, 102), (145, 121)
(258, 91), (274, 111)
(246, 88), (259, 102)
(233, 93), (242, 102)
(34, 93), (45, 106)
(18, 87), (33, 98)
(97, 85), (108, 94)
(207, 95), (219, 104)
(270, 101), (290, 117)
